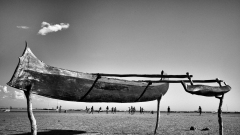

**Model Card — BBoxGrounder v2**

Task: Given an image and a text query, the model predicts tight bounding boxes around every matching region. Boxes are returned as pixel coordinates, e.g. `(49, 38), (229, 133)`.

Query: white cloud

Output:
(38, 21), (70, 35)
(0, 86), (25, 100)
(0, 85), (8, 93)
(0, 85), (10, 99)
(13, 90), (25, 100)
(3, 86), (8, 93)
(17, 26), (29, 29)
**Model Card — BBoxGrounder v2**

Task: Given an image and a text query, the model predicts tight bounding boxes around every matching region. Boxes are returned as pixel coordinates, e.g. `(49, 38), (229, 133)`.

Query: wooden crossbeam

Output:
(93, 73), (193, 78)
(137, 79), (223, 83)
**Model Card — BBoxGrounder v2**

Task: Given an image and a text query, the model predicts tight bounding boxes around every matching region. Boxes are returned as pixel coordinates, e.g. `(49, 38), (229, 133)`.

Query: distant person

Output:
(86, 106), (89, 113)
(130, 106), (133, 115)
(131, 106), (135, 115)
(90, 106), (94, 114)
(59, 106), (62, 113)
(111, 107), (114, 114)
(167, 106), (170, 115)
(114, 107), (117, 114)
(141, 107), (144, 114)
(128, 107), (131, 114)
(98, 107), (101, 113)
(140, 107), (142, 114)
(106, 106), (109, 114)
(199, 106), (202, 115)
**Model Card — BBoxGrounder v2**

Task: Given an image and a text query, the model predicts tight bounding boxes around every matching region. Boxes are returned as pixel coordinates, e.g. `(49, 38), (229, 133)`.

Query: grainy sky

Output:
(0, 0), (240, 111)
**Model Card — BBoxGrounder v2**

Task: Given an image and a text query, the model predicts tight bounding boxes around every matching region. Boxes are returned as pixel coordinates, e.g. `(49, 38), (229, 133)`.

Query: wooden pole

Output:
(24, 85), (37, 135)
(154, 94), (163, 135)
(216, 79), (224, 135)
(216, 94), (224, 135)
(93, 73), (193, 78)
(138, 79), (223, 83)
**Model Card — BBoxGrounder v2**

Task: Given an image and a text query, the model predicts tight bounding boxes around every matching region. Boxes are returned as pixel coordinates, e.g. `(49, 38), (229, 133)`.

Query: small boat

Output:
(7, 45), (169, 103)
(2, 109), (10, 112)
(181, 82), (231, 97)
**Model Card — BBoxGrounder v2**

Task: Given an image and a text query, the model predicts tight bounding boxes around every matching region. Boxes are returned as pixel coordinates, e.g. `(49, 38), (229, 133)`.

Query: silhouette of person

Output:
(98, 107), (101, 113)
(106, 106), (109, 114)
(114, 107), (117, 114)
(167, 106), (170, 115)
(199, 106), (202, 115)
(90, 106), (94, 114)
(86, 106), (89, 113)
(59, 106), (62, 113)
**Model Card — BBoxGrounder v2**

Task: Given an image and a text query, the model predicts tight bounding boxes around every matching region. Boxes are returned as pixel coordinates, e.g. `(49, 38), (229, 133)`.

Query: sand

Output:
(0, 111), (240, 135)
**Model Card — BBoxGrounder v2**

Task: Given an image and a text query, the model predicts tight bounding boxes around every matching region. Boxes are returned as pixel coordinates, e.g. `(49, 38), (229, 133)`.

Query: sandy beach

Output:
(0, 111), (240, 135)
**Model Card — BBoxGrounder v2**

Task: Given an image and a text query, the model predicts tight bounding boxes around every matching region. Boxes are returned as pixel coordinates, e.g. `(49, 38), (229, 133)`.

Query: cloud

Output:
(0, 85), (8, 93)
(0, 85), (10, 99)
(17, 26), (29, 29)
(13, 91), (25, 100)
(0, 85), (48, 101)
(38, 22), (70, 35)
(0, 85), (25, 100)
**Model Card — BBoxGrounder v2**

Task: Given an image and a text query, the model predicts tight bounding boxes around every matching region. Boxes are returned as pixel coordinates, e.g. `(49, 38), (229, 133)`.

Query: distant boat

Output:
(2, 109), (10, 112)
(7, 45), (169, 103)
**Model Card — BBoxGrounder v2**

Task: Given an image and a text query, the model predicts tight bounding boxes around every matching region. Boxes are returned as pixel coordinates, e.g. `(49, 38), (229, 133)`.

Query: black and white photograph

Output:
(0, 0), (239, 134)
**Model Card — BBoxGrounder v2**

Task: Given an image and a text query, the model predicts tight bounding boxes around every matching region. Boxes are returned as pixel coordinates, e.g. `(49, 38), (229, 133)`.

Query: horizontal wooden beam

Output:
(93, 73), (193, 78)
(138, 79), (223, 83)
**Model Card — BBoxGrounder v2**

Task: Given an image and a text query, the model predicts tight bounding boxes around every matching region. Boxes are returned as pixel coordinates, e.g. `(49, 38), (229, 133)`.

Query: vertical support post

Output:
(216, 78), (226, 135)
(154, 94), (163, 135)
(217, 94), (224, 135)
(24, 85), (37, 135)
(216, 78), (224, 135)
(186, 72), (193, 85)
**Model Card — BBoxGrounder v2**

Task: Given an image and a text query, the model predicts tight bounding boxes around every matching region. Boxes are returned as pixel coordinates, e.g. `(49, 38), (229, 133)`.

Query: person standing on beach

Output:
(90, 106), (94, 114)
(106, 106), (109, 114)
(167, 106), (170, 115)
(141, 107), (144, 114)
(114, 107), (117, 114)
(59, 106), (62, 113)
(86, 106), (89, 113)
(98, 107), (101, 113)
(199, 106), (202, 115)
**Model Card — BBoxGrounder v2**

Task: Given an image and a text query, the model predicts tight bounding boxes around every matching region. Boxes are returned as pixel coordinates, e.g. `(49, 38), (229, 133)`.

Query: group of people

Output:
(86, 106), (117, 114)
(85, 106), (95, 114)
(166, 106), (202, 115)
(128, 106), (136, 115)
(85, 105), (203, 115)
(106, 106), (117, 114)
(56, 106), (62, 113)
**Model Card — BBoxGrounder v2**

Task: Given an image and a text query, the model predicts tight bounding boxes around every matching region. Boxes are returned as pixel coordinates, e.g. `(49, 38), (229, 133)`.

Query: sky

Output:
(0, 0), (240, 112)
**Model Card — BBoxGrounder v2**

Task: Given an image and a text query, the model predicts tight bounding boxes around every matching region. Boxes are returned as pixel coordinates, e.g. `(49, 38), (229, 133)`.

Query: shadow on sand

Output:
(12, 129), (99, 135)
